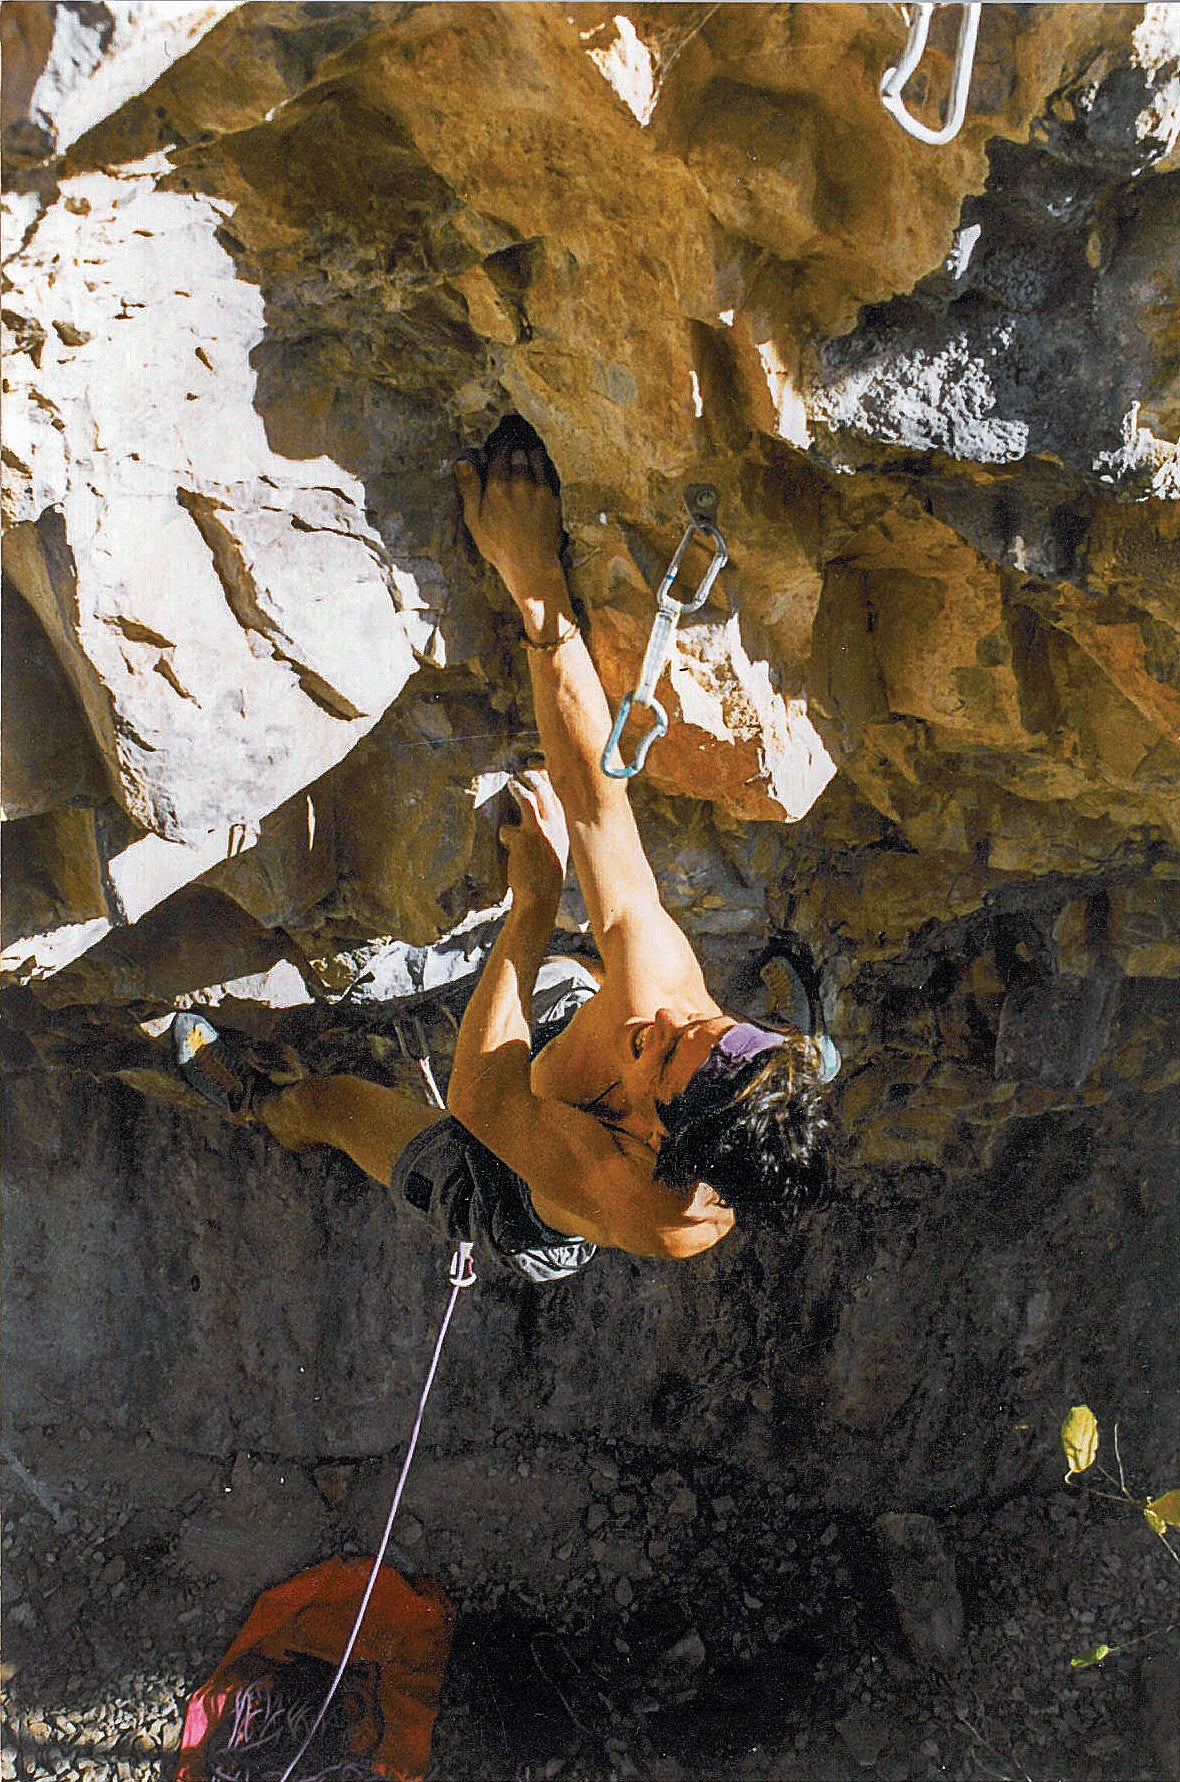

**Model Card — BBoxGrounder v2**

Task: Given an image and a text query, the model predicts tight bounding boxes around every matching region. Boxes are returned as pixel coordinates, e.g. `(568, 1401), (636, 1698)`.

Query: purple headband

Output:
(693, 1021), (786, 1088)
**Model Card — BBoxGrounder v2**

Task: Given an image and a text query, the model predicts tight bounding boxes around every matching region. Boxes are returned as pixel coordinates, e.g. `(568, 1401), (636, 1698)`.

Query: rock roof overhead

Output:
(3, 2), (1177, 1023)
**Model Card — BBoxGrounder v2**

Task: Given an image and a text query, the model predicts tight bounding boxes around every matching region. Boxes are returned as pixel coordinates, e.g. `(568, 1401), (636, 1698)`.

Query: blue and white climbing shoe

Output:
(172, 1012), (265, 1114)
(758, 946), (842, 1084)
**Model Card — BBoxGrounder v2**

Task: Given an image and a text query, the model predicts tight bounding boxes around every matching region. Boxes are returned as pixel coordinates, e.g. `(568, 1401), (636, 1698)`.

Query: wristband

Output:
(524, 620), (580, 653)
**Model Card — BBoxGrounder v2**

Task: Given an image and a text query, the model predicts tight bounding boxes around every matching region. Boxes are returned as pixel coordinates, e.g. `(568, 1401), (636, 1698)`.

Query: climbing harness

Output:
(601, 485), (728, 779)
(279, 1029), (476, 1782)
(879, 2), (981, 147)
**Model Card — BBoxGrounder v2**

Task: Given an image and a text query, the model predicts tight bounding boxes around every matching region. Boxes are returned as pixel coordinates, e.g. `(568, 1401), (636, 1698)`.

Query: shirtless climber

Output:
(174, 428), (834, 1281)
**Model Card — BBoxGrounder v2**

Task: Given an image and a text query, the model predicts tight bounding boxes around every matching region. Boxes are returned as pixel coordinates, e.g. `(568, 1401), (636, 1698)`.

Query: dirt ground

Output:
(2, 1419), (1176, 1782)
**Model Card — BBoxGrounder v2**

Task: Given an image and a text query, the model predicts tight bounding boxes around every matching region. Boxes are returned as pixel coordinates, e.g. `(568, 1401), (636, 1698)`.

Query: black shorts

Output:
(391, 1118), (597, 1283)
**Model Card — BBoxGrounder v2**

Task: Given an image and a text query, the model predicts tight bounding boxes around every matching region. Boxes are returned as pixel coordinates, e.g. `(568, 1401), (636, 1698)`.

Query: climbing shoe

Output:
(171, 1012), (269, 1115)
(758, 944), (842, 1085)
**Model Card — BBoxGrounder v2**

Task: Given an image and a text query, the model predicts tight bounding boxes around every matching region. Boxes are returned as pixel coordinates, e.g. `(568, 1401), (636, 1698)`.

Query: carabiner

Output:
(449, 1240), (478, 1288)
(603, 689), (669, 781)
(602, 487), (728, 779)
(880, 3), (981, 147)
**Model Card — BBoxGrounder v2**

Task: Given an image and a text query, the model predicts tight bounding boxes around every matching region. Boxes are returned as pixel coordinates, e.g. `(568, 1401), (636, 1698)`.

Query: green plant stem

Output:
(1095, 1620), (1177, 1660)
(1069, 1482), (1141, 1507)
(1151, 1530), (1180, 1571)
(1093, 1460), (1134, 1499)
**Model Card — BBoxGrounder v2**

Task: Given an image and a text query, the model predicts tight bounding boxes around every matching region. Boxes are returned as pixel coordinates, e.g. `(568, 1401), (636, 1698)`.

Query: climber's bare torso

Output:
(524, 947), (737, 1254)
(442, 755), (736, 1257)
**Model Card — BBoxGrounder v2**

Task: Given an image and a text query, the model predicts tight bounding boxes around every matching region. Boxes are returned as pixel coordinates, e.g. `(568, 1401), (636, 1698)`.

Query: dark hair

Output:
(653, 1030), (833, 1223)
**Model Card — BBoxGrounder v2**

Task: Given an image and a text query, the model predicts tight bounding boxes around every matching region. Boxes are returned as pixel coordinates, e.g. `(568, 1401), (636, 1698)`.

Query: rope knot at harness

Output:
(449, 1240), (478, 1288)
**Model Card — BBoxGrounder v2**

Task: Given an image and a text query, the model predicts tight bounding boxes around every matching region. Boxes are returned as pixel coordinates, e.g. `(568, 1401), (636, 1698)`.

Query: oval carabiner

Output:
(602, 691), (669, 780)
(653, 519), (727, 617)
(880, 2), (981, 148)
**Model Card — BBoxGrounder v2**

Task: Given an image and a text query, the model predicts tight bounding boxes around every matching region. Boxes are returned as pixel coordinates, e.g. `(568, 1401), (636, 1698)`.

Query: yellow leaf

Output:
(1143, 1489), (1180, 1533)
(1070, 1644), (1110, 1669)
(1061, 1405), (1099, 1478)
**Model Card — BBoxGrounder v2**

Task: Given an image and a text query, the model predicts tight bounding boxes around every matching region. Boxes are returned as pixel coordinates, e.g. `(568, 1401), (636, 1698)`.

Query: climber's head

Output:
(652, 1023), (833, 1224)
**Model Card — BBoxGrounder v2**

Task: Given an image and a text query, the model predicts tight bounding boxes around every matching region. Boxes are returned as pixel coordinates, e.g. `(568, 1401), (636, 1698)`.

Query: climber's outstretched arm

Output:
(456, 451), (709, 1009)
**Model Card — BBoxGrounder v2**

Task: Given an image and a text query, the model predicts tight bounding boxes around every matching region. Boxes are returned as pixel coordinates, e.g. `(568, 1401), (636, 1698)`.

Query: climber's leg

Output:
(171, 1013), (439, 1183)
(256, 1075), (440, 1186)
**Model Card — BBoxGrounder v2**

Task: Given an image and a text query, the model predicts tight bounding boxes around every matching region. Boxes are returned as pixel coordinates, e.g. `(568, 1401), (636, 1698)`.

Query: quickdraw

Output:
(601, 485), (728, 779)
(879, 3), (981, 147)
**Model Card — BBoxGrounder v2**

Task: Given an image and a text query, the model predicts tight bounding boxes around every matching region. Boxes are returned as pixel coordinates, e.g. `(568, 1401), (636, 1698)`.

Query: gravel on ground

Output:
(2, 1427), (1176, 1782)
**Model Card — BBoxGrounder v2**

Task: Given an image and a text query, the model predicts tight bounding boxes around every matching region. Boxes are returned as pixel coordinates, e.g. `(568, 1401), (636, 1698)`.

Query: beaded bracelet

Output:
(524, 620), (580, 653)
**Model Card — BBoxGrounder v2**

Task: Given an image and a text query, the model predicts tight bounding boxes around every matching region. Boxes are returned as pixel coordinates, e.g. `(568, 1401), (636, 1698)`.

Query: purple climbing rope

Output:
(277, 1240), (477, 1782)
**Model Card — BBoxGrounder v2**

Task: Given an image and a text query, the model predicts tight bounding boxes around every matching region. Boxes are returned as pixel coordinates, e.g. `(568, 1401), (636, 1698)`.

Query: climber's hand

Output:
(500, 767), (569, 908)
(456, 446), (565, 607)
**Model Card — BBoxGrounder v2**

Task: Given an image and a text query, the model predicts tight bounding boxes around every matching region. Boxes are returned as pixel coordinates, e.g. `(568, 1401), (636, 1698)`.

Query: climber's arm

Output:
(446, 898), (550, 1129)
(455, 454), (708, 1005)
(447, 769), (563, 1130)
(516, 561), (669, 940)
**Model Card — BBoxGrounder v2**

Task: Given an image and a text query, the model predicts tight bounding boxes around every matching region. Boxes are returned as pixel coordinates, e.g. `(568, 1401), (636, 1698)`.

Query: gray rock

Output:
(837, 1704), (892, 1768)
(1, 585), (109, 821)
(876, 1512), (964, 1668)
(995, 968), (1119, 1090)
(813, 35), (1180, 490)
(1139, 1639), (1180, 1778)
(176, 1455), (327, 1600)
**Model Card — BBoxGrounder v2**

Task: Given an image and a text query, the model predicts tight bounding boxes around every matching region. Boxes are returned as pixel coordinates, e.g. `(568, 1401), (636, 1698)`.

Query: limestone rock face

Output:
(2, 5), (1178, 1517)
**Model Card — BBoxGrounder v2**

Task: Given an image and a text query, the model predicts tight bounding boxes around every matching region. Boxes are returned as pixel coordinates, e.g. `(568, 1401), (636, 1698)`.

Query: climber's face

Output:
(614, 1009), (736, 1146)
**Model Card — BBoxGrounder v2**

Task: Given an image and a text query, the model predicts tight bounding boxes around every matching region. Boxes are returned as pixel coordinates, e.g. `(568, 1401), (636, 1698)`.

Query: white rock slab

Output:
(25, 2), (242, 156)
(2, 156), (435, 845)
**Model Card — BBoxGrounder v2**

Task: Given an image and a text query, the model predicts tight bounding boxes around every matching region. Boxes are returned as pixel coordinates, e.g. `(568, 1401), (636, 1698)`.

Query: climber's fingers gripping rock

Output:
(456, 449), (564, 608)
(499, 767), (569, 908)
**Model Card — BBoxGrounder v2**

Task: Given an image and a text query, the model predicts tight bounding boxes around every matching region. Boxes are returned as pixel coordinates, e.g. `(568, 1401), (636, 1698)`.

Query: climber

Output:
(173, 423), (835, 1282)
